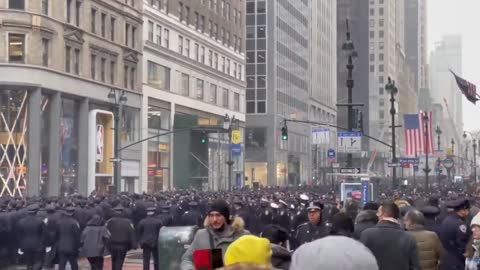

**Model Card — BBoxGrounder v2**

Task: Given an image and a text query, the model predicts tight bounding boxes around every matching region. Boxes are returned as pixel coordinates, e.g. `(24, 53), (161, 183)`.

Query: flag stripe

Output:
(403, 112), (434, 157)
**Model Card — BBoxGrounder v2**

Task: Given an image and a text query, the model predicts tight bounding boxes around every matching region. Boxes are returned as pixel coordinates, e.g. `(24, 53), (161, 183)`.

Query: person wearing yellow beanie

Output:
(224, 235), (273, 267)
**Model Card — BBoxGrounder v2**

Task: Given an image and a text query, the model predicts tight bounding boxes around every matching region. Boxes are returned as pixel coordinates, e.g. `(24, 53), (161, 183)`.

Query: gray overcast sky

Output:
(428, 0), (480, 132)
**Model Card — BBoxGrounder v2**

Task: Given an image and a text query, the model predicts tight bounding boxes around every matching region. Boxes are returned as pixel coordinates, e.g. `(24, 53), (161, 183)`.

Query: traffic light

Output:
(281, 125), (288, 141)
(200, 131), (208, 144)
(353, 109), (364, 132)
(357, 110), (363, 132)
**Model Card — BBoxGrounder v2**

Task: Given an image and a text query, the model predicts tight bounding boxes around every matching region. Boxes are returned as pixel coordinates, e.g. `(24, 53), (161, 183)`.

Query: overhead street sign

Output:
(399, 157), (419, 165)
(388, 163), (401, 167)
(337, 132), (362, 153)
(340, 167), (361, 174)
(327, 149), (336, 162)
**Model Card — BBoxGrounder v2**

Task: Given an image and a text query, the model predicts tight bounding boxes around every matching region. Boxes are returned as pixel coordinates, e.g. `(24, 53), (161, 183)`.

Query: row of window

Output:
(90, 7), (117, 43)
(200, 0), (243, 25)
(176, 2), (242, 52)
(149, 0), (169, 12)
(177, 34), (242, 80)
(6, 32), (136, 91)
(147, 61), (241, 111)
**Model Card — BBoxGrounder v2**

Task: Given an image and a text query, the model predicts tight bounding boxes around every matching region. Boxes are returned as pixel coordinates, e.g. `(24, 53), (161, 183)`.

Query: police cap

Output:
(420, 206), (441, 217)
(446, 198), (470, 211)
(27, 203), (39, 212)
(307, 201), (323, 212)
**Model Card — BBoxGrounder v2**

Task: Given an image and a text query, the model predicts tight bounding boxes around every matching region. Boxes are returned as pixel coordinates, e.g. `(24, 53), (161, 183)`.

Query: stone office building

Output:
(142, 0), (246, 191)
(0, 0), (143, 196)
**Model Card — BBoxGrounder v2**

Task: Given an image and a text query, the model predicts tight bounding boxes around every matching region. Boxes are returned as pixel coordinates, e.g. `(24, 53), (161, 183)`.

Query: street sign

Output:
(337, 132), (362, 153)
(443, 158), (454, 169)
(312, 127), (330, 144)
(340, 167), (361, 174)
(231, 144), (241, 156)
(327, 149), (336, 161)
(361, 177), (370, 205)
(388, 163), (401, 167)
(231, 130), (242, 144)
(398, 157), (419, 165)
(331, 162), (340, 168)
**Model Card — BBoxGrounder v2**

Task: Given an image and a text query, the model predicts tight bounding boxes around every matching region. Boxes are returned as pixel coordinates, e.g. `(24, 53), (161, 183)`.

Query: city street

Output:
(13, 250), (144, 270)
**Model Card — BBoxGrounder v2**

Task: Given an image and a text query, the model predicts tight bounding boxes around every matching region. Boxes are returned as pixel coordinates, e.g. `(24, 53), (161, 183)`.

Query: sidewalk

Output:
(13, 249), (146, 270)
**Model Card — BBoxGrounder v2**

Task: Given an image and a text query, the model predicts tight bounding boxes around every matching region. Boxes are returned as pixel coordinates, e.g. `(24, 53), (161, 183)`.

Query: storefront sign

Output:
(96, 125), (104, 162)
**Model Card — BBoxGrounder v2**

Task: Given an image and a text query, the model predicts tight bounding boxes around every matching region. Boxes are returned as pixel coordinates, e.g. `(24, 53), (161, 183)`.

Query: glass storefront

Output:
(245, 162), (267, 187)
(147, 104), (170, 192)
(0, 90), (28, 196)
(60, 98), (78, 196)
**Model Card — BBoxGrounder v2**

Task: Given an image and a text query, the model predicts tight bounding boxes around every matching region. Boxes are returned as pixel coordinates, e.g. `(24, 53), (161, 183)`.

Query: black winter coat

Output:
(16, 213), (47, 252)
(270, 244), (291, 270)
(360, 221), (420, 270)
(353, 210), (378, 239)
(293, 222), (330, 249)
(137, 216), (163, 248)
(81, 216), (110, 258)
(106, 215), (136, 249)
(56, 214), (82, 254)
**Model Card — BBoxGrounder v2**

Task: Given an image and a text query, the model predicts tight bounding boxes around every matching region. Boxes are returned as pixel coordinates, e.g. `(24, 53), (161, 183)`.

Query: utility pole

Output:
(340, 19), (359, 168)
(385, 78), (398, 188)
(423, 113), (431, 190)
(474, 139), (478, 183)
(435, 126), (442, 187)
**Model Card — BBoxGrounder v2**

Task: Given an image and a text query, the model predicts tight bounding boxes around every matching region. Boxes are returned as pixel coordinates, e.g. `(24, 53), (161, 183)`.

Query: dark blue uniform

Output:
(439, 212), (470, 270)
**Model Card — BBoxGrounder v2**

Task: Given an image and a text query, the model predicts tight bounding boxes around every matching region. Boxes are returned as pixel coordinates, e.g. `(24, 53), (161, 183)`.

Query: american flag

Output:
(403, 112), (434, 157)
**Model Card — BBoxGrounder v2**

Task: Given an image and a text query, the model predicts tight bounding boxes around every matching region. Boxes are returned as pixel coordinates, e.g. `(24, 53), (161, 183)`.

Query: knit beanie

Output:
(209, 200), (231, 223)
(290, 236), (378, 270)
(224, 235), (272, 266)
(471, 212), (480, 228)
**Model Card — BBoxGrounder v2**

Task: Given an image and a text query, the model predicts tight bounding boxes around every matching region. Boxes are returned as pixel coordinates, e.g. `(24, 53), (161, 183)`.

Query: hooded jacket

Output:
(270, 244), (291, 270)
(180, 216), (249, 270)
(81, 215), (110, 258)
(353, 210), (378, 239)
(290, 236), (378, 270)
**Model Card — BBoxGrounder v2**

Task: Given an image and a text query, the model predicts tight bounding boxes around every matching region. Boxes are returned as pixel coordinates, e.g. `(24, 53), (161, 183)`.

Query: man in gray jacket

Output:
(180, 200), (248, 270)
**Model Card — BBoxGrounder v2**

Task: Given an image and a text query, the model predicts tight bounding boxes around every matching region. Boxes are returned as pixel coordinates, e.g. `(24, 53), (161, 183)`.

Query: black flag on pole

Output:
(450, 69), (479, 104)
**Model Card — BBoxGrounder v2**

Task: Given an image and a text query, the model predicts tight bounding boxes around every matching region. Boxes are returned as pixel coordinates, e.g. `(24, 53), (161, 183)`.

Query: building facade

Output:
(0, 0), (143, 197)
(404, 0), (428, 91)
(310, 0), (337, 184)
(142, 0), (246, 191)
(429, 35), (463, 145)
(245, 0), (311, 186)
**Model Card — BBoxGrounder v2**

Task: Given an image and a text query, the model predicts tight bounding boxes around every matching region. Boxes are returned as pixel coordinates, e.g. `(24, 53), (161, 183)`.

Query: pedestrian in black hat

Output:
(137, 207), (163, 270)
(16, 203), (47, 270)
(56, 207), (82, 270)
(106, 204), (136, 270)
(292, 201), (330, 249)
(438, 198), (471, 270)
(180, 199), (248, 269)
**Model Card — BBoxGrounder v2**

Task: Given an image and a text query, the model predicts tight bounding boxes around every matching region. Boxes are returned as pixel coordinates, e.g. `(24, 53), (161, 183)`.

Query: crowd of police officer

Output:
(0, 186), (477, 270)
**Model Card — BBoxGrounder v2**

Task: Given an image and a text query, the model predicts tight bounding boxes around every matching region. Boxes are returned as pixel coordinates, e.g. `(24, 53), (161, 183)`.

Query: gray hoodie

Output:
(290, 236), (378, 270)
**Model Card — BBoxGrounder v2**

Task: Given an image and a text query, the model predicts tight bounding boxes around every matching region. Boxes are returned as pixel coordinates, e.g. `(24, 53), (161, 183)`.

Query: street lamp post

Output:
(473, 139), (477, 183)
(385, 77), (398, 188)
(463, 132), (469, 176)
(423, 113), (431, 190)
(451, 139), (455, 155)
(435, 126), (442, 187)
(341, 20), (358, 167)
(108, 89), (127, 195)
(223, 114), (238, 191)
